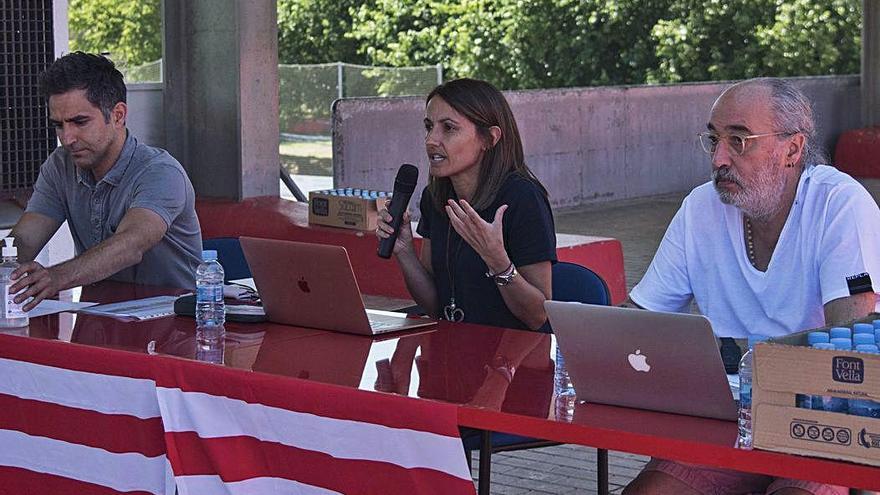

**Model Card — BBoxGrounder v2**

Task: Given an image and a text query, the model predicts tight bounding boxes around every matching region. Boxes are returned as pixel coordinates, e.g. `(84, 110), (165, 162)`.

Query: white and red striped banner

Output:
(0, 334), (476, 495)
(154, 358), (476, 494)
(0, 335), (173, 495)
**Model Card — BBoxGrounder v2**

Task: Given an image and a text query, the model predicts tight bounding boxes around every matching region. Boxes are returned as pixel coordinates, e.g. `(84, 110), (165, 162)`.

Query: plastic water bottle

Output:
(853, 323), (875, 335)
(195, 250), (225, 345)
(809, 342), (849, 413)
(0, 237), (28, 329)
(195, 339), (225, 365)
(807, 331), (830, 345)
(738, 335), (768, 449)
(849, 347), (880, 418)
(554, 345), (577, 421)
(829, 327), (851, 339)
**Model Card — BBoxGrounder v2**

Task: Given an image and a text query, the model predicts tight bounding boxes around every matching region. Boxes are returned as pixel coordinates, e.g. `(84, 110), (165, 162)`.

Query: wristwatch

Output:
(486, 262), (518, 286)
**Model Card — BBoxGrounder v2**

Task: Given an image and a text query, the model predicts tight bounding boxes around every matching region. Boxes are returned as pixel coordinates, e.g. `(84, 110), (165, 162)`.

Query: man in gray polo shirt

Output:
(9, 51), (202, 311)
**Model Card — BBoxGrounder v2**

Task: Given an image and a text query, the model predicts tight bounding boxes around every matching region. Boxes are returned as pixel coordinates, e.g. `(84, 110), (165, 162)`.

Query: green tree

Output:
(647, 0), (777, 83)
(758, 0), (861, 77)
(647, 0), (861, 83)
(68, 0), (162, 67)
(277, 0), (368, 64)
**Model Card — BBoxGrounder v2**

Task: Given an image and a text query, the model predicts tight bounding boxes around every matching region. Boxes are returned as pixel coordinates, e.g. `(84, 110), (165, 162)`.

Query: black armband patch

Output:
(846, 272), (874, 295)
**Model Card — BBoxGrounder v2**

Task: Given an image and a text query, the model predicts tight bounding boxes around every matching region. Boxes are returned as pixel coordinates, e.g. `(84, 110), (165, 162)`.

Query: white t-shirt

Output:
(630, 165), (880, 338)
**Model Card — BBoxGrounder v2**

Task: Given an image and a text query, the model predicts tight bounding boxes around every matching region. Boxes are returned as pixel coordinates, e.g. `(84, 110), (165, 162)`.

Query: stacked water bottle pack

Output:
(317, 188), (391, 199)
(792, 321), (880, 419)
(307, 188), (392, 230)
(744, 320), (880, 465)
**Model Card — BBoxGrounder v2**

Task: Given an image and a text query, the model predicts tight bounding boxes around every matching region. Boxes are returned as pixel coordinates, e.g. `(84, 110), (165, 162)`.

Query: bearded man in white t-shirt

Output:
(623, 78), (880, 495)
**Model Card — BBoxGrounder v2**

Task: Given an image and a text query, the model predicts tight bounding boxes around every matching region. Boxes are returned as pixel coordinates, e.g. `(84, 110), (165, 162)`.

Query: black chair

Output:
(202, 237), (251, 282)
(464, 261), (612, 494)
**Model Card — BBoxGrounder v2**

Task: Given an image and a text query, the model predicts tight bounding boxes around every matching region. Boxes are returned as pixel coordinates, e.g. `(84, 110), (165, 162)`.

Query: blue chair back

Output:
(202, 237), (251, 282)
(536, 261), (610, 333)
(551, 261), (610, 306)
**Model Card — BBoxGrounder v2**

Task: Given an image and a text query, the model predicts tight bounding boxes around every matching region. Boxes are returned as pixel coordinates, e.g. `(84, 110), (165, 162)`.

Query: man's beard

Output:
(712, 161), (786, 221)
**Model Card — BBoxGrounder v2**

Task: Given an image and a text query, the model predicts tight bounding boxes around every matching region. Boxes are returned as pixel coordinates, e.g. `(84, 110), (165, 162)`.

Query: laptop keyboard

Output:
(368, 318), (397, 332)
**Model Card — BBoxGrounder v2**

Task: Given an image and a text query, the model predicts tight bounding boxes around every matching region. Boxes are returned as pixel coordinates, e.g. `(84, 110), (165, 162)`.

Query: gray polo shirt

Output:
(27, 132), (202, 289)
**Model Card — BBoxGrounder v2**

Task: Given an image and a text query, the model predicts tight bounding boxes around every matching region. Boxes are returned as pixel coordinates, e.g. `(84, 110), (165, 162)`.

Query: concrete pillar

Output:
(863, 0), (880, 127)
(163, 0), (279, 200)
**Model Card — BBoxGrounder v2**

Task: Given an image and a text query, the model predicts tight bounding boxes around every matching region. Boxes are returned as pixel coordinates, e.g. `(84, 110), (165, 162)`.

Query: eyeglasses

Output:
(697, 131), (793, 156)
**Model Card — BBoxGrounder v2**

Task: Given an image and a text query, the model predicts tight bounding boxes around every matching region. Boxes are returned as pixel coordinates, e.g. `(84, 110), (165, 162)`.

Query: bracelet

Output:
(484, 356), (516, 383)
(485, 262), (518, 286)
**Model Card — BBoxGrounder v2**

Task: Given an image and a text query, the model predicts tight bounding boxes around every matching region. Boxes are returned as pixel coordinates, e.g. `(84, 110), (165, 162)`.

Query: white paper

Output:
(27, 299), (98, 318)
(80, 295), (179, 321)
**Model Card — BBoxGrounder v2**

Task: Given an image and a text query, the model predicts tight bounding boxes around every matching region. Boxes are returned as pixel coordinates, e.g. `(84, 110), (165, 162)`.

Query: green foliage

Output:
(350, 0), (860, 89)
(758, 0), (861, 77)
(68, 0), (162, 67)
(277, 0), (368, 64)
(67, 0), (862, 90)
(646, 0), (861, 83)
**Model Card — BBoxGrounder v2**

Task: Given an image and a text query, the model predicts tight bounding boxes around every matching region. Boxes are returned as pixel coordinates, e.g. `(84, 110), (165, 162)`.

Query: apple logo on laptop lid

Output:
(627, 349), (651, 372)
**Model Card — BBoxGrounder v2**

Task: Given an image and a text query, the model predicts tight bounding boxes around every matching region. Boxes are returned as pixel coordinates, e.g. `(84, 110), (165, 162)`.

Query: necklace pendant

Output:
(443, 297), (465, 322)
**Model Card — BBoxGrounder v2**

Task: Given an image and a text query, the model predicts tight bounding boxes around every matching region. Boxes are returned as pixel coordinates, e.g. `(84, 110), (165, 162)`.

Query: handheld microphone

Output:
(377, 164), (419, 259)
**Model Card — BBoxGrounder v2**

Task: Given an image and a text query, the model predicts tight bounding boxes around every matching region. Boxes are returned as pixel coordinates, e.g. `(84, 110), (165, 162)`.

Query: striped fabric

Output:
(0, 336), (174, 495)
(154, 357), (476, 494)
(0, 334), (476, 495)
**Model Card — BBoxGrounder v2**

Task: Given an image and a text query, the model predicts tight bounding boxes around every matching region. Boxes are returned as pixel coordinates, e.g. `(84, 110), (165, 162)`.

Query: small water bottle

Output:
(554, 345), (576, 421)
(0, 237), (28, 329)
(738, 335), (768, 449)
(849, 347), (880, 418)
(195, 250), (225, 345)
(195, 339), (225, 365)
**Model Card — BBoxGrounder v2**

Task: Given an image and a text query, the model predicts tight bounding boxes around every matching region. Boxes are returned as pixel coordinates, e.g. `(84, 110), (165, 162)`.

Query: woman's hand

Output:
(445, 199), (510, 274)
(376, 204), (414, 257)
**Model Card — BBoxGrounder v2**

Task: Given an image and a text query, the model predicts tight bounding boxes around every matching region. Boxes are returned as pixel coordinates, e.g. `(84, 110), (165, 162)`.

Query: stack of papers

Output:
(79, 296), (180, 321)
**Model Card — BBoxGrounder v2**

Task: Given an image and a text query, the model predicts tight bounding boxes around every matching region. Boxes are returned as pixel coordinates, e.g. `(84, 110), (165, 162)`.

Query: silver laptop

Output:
(545, 300), (738, 421)
(240, 237), (436, 336)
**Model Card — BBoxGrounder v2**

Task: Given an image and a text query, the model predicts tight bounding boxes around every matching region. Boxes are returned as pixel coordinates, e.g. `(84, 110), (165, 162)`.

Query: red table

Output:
(13, 282), (880, 492)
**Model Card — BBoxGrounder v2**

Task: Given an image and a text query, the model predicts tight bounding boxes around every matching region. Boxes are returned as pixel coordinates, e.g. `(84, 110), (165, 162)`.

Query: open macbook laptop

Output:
(240, 237), (436, 336)
(545, 300), (737, 421)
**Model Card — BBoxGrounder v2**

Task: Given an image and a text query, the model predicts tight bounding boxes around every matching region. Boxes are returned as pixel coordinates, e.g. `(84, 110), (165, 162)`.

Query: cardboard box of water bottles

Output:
(752, 314), (880, 466)
(308, 188), (390, 231)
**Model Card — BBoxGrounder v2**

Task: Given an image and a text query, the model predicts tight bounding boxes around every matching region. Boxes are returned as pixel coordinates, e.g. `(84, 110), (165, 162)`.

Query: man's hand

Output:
(10, 261), (62, 312)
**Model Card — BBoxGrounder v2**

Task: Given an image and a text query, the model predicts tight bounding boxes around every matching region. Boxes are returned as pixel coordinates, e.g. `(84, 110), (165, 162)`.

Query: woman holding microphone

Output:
(377, 78), (555, 331)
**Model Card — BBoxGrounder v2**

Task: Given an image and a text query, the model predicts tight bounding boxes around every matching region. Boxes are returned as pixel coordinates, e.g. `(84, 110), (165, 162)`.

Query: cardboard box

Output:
(752, 315), (880, 467)
(308, 190), (388, 231)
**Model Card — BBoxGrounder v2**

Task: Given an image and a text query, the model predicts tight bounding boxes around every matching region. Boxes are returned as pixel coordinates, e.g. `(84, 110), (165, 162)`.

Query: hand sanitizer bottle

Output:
(0, 237), (28, 328)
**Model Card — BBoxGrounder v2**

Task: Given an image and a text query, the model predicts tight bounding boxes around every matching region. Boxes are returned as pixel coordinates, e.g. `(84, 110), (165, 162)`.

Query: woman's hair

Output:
(425, 78), (546, 211)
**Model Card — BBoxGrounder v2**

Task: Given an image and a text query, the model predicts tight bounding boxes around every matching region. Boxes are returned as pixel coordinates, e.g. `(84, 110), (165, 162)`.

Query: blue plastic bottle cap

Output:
(829, 327), (852, 339)
(807, 332), (830, 345)
(830, 337), (852, 351)
(853, 323), (875, 335)
(854, 333), (875, 346)
(855, 344), (880, 353)
(812, 342), (835, 350)
(201, 250), (218, 261)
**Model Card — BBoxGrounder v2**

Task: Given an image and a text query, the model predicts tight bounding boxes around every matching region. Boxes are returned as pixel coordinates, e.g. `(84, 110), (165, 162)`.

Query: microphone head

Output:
(393, 164), (419, 194)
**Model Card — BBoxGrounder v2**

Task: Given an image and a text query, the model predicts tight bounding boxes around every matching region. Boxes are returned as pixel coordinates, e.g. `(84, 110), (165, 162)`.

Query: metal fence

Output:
(122, 59), (443, 137)
(0, 0), (57, 197)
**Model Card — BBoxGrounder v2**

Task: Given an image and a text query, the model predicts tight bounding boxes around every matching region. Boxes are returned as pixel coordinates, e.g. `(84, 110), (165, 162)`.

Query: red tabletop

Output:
(16, 281), (880, 491)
